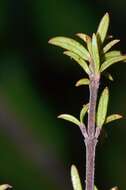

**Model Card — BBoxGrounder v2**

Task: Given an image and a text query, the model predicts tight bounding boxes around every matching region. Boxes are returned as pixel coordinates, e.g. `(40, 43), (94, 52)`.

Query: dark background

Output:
(0, 0), (126, 190)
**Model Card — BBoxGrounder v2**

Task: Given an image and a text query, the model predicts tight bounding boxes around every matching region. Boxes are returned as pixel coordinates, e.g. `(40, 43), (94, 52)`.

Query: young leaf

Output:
(76, 33), (92, 54)
(97, 87), (109, 128)
(71, 165), (82, 190)
(64, 51), (90, 74)
(49, 36), (90, 61)
(80, 103), (89, 123)
(100, 55), (126, 72)
(97, 12), (109, 43)
(103, 72), (114, 81)
(103, 39), (120, 53)
(58, 114), (80, 126)
(105, 114), (122, 124)
(104, 51), (121, 60)
(75, 78), (90, 87)
(92, 33), (100, 73)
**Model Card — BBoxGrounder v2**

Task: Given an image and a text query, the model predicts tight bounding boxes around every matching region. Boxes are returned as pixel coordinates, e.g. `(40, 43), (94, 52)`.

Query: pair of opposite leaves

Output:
(49, 13), (124, 130)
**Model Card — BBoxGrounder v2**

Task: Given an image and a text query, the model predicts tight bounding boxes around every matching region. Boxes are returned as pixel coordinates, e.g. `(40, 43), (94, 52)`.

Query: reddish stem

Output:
(85, 73), (100, 190)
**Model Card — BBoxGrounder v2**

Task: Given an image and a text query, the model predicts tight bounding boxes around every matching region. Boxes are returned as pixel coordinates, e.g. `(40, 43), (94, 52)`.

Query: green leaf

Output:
(103, 39), (120, 53)
(104, 51), (121, 60)
(76, 33), (92, 54)
(71, 165), (82, 190)
(105, 114), (122, 124)
(92, 33), (100, 73)
(75, 78), (90, 87)
(76, 33), (90, 43)
(0, 184), (12, 190)
(58, 114), (80, 126)
(80, 103), (89, 123)
(100, 55), (126, 72)
(49, 36), (90, 61)
(94, 185), (98, 190)
(107, 73), (113, 81)
(87, 37), (92, 55)
(97, 87), (109, 128)
(97, 12), (109, 43)
(103, 72), (114, 81)
(64, 51), (90, 74)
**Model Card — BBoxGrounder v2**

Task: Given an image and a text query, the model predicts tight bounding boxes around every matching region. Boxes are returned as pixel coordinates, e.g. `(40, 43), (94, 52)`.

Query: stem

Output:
(88, 74), (99, 137)
(85, 73), (100, 190)
(85, 138), (97, 190)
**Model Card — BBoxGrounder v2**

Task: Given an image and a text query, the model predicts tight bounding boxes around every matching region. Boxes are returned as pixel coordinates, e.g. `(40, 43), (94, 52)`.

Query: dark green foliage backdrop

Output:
(0, 1), (126, 190)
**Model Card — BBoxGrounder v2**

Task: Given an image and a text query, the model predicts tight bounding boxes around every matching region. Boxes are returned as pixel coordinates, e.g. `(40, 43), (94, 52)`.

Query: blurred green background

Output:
(0, 0), (126, 190)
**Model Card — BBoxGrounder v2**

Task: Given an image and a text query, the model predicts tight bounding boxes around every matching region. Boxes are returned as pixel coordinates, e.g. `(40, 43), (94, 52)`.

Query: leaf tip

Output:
(104, 12), (110, 20)
(57, 114), (63, 119)
(75, 78), (90, 87)
(71, 164), (75, 171)
(92, 33), (96, 38)
(111, 186), (119, 190)
(48, 37), (60, 45)
(104, 87), (109, 97)
(48, 38), (53, 44)
(105, 12), (109, 16)
(63, 51), (68, 55)
(118, 114), (123, 119)
(75, 82), (79, 87)
(76, 33), (82, 37)
(76, 33), (87, 42)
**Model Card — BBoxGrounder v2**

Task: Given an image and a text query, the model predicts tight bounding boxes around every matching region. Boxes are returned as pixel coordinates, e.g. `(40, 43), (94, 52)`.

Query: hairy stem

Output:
(85, 138), (97, 190)
(85, 74), (100, 190)
(88, 74), (99, 137)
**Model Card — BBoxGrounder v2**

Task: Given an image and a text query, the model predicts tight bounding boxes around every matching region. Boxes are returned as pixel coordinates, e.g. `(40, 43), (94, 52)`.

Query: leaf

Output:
(58, 114), (80, 126)
(0, 184), (12, 190)
(92, 33), (100, 73)
(103, 39), (120, 53)
(103, 72), (114, 81)
(87, 37), (92, 55)
(100, 55), (126, 72)
(76, 33), (92, 54)
(75, 78), (90, 87)
(105, 114), (123, 124)
(71, 165), (82, 190)
(104, 51), (121, 60)
(111, 187), (119, 190)
(97, 12), (110, 43)
(107, 73), (113, 81)
(76, 33), (90, 43)
(94, 185), (98, 190)
(64, 51), (90, 74)
(97, 87), (109, 128)
(107, 35), (114, 39)
(49, 36), (90, 61)
(80, 103), (89, 123)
